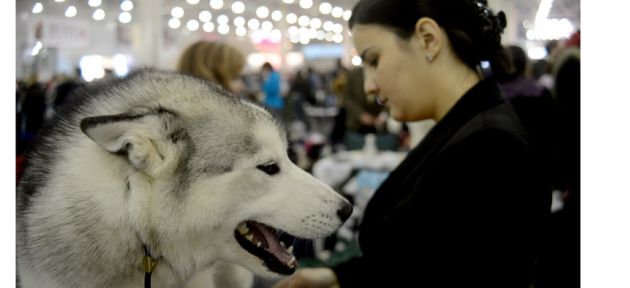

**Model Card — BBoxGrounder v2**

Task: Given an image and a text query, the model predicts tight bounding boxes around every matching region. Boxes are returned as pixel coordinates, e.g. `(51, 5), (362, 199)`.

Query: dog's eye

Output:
(257, 162), (280, 176)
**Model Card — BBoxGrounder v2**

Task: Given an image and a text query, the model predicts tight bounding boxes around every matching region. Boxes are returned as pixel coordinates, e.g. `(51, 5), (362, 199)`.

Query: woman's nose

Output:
(363, 74), (378, 96)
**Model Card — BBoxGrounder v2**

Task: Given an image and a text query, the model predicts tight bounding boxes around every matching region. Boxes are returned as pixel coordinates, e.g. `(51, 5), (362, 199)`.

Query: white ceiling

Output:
(17, 0), (580, 35)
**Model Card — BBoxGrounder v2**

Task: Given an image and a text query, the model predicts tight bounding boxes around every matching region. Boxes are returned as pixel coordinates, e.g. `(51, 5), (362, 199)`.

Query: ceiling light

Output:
(120, 0), (134, 12)
(343, 10), (352, 21)
(299, 0), (313, 9)
(210, 0), (223, 10)
(286, 13), (297, 24)
(171, 7), (184, 18)
(119, 12), (132, 23)
(187, 0), (199, 4)
(234, 16), (245, 26)
(217, 14), (228, 25)
(333, 34), (343, 43)
(88, 0), (101, 7)
(310, 18), (321, 29)
(323, 21), (334, 31)
(187, 19), (200, 31)
(65, 6), (77, 17)
(169, 18), (181, 29)
(32, 2), (43, 14)
(261, 20), (273, 31)
(332, 7), (343, 18)
(203, 22), (215, 32)
(92, 9), (105, 21)
(232, 1), (245, 14)
(235, 26), (247, 36)
(333, 23), (343, 34)
(283, 0), (295, 3)
(199, 11), (212, 22)
(319, 2), (332, 14)
(256, 6), (269, 19)
(271, 10), (282, 22)
(298, 15), (310, 27)
(218, 24), (230, 35)
(247, 18), (260, 30)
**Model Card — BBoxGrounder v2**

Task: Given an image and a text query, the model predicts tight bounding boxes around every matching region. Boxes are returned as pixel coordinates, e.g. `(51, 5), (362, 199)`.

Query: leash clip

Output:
(143, 255), (159, 273)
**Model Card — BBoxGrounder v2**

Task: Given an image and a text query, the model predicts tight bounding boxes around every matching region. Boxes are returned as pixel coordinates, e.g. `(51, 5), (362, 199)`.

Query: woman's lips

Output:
(376, 96), (388, 106)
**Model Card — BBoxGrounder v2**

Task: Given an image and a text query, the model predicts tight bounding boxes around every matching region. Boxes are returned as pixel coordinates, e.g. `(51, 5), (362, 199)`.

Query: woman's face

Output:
(352, 24), (435, 122)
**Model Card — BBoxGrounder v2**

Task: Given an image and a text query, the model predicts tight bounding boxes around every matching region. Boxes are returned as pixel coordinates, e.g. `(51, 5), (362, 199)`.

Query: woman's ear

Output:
(413, 17), (442, 61)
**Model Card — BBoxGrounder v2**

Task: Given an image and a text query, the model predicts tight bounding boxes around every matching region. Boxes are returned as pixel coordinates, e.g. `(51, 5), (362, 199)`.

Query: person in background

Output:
(274, 0), (550, 287)
(498, 45), (559, 177)
(260, 62), (284, 119)
(177, 40), (245, 93)
(535, 30), (580, 288)
(342, 66), (384, 135)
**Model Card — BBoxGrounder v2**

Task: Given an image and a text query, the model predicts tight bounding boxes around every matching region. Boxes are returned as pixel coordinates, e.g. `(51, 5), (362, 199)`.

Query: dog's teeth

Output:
(237, 223), (249, 235)
(288, 256), (297, 267)
(256, 242), (262, 247)
(245, 235), (254, 242)
(287, 245), (294, 254)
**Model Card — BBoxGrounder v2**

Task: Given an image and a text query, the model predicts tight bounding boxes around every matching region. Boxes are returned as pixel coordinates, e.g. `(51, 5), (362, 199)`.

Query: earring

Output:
(425, 54), (433, 62)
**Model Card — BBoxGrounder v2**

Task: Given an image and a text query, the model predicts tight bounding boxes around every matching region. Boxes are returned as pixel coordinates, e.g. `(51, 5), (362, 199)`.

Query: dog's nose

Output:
(337, 203), (353, 222)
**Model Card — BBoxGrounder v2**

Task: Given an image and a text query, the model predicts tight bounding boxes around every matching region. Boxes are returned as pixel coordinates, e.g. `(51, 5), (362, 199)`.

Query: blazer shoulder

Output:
(449, 102), (530, 147)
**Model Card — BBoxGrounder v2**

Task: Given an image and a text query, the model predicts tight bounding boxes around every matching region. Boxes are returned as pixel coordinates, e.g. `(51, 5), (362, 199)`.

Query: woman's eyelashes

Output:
(366, 55), (379, 67)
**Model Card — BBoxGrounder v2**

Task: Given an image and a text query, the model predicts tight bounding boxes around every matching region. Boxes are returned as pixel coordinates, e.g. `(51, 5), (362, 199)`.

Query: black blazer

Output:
(333, 78), (551, 287)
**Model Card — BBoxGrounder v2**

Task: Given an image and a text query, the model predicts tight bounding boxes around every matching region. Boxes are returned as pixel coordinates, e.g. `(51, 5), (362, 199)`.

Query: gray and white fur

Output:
(17, 69), (351, 288)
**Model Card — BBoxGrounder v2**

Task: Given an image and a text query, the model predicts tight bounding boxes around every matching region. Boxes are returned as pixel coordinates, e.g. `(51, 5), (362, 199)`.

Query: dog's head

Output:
(80, 72), (352, 278)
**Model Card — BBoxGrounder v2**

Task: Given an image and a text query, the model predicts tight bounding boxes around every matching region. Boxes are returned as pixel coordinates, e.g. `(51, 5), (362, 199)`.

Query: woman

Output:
(177, 40), (245, 93)
(274, 0), (550, 287)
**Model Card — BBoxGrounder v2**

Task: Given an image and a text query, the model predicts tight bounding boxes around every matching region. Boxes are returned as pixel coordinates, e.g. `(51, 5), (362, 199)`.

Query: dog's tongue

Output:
(249, 222), (294, 264)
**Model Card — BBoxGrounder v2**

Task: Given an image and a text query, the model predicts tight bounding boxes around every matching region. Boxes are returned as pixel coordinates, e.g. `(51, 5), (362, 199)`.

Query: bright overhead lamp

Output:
(88, 0), (101, 8)
(271, 10), (283, 22)
(120, 0), (134, 12)
(92, 9), (105, 21)
(171, 7), (184, 18)
(187, 19), (200, 31)
(65, 6), (77, 17)
(299, 0), (313, 9)
(231, 1), (245, 14)
(256, 6), (269, 19)
(199, 11), (212, 22)
(319, 2), (332, 14)
(168, 18), (181, 29)
(210, 0), (224, 10)
(119, 12), (132, 23)
(32, 2), (43, 14)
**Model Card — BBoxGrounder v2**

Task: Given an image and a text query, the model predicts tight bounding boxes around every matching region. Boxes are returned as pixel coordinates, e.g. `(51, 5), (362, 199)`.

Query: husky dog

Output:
(17, 69), (352, 288)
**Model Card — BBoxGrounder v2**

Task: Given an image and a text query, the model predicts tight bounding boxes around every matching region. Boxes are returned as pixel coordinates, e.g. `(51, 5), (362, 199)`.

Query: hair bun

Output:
(496, 11), (507, 30)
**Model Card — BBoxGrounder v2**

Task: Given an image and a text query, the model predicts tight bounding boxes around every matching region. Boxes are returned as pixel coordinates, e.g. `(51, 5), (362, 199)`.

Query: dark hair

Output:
(349, 0), (510, 77)
(507, 45), (527, 76)
(262, 62), (273, 71)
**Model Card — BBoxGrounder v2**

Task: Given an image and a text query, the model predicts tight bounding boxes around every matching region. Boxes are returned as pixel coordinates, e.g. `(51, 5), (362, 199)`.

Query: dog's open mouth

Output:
(234, 221), (298, 275)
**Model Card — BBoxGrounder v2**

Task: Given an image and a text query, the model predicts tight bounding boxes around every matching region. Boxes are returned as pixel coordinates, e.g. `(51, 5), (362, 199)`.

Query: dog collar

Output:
(142, 244), (160, 288)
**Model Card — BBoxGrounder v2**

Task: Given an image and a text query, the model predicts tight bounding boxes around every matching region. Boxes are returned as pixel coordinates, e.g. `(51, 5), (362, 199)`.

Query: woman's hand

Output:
(272, 267), (339, 288)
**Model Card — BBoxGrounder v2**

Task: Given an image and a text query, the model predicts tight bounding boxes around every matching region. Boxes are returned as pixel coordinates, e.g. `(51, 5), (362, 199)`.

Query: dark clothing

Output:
(500, 75), (547, 101)
(499, 75), (559, 189)
(332, 78), (551, 287)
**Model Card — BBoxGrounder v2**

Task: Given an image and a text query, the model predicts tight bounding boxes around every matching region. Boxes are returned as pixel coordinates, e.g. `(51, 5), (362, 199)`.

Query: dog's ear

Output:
(80, 110), (188, 176)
